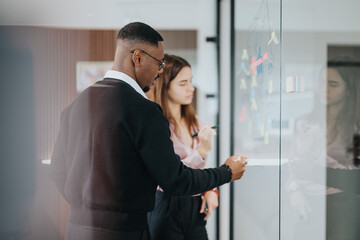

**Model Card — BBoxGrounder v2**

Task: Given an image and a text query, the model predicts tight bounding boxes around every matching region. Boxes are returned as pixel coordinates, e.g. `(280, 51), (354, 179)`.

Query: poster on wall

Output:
(76, 61), (113, 92)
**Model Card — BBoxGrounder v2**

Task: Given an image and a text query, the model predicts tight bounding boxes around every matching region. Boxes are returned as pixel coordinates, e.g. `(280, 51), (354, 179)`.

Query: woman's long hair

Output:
(152, 54), (199, 135)
(327, 56), (360, 149)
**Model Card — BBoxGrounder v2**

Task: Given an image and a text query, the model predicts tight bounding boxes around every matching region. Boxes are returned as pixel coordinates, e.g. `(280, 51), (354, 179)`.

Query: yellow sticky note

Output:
(286, 76), (294, 93)
(242, 49), (249, 60)
(268, 80), (273, 94)
(264, 132), (269, 144)
(240, 78), (247, 90)
(267, 31), (279, 45)
(251, 99), (258, 110)
(260, 124), (265, 137)
(251, 76), (257, 87)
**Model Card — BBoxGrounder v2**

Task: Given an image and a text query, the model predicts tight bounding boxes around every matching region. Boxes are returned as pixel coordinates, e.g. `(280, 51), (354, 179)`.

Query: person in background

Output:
(147, 54), (220, 240)
(50, 22), (247, 240)
(325, 56), (360, 239)
(288, 56), (360, 240)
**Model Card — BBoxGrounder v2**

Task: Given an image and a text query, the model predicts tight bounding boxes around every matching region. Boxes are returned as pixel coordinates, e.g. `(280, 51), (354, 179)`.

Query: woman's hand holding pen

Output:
(224, 155), (247, 181)
(197, 125), (217, 159)
(200, 190), (219, 221)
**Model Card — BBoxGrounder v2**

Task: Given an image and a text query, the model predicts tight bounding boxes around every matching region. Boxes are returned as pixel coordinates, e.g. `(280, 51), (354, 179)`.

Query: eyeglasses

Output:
(130, 49), (166, 70)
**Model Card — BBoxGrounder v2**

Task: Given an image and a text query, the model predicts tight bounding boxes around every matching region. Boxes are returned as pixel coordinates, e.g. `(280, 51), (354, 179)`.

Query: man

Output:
(50, 22), (247, 240)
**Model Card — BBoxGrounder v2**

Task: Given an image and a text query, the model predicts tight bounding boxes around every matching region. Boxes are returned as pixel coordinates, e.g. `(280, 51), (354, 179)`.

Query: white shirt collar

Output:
(103, 70), (148, 99)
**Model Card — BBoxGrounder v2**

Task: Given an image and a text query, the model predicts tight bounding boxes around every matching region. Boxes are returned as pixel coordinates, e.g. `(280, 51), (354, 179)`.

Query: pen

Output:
(191, 124), (220, 137)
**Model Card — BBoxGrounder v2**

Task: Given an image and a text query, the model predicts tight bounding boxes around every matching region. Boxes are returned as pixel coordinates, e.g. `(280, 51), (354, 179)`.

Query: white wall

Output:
(2, 0), (360, 32)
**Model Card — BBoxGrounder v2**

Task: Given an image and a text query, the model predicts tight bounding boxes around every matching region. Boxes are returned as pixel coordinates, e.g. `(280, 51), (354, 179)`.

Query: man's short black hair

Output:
(117, 22), (163, 46)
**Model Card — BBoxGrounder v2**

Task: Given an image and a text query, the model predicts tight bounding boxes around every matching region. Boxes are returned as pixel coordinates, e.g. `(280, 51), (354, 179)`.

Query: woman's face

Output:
(327, 68), (347, 106)
(167, 66), (194, 106)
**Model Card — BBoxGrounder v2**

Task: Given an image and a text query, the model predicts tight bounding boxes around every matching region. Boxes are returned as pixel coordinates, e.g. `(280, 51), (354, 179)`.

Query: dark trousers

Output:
(65, 221), (150, 240)
(148, 191), (208, 240)
(326, 193), (360, 240)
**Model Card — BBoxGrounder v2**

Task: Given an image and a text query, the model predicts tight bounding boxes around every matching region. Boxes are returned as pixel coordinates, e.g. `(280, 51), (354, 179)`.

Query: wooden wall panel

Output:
(89, 30), (117, 61)
(159, 30), (197, 49)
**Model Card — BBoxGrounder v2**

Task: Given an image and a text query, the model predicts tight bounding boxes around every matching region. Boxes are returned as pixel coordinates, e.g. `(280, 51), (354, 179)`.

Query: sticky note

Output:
(240, 78), (247, 90)
(252, 53), (268, 68)
(239, 106), (247, 122)
(268, 62), (273, 73)
(260, 124), (265, 137)
(251, 76), (257, 87)
(241, 48), (249, 60)
(267, 31), (279, 45)
(250, 57), (257, 75)
(242, 49), (249, 60)
(268, 80), (273, 94)
(257, 51), (263, 74)
(251, 99), (258, 110)
(264, 132), (269, 144)
(236, 62), (249, 76)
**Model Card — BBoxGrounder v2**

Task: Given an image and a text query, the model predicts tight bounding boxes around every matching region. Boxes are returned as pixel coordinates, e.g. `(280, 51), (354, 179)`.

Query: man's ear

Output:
(132, 50), (142, 67)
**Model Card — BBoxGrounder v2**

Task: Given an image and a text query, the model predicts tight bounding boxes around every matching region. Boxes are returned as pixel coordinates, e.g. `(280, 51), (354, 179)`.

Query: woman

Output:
(325, 57), (360, 239)
(146, 54), (218, 240)
(288, 56), (360, 239)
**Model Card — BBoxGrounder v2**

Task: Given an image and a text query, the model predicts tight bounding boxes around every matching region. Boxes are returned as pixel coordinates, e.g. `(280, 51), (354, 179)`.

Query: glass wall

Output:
(232, 0), (281, 239)
(281, 0), (360, 239)
(232, 0), (360, 239)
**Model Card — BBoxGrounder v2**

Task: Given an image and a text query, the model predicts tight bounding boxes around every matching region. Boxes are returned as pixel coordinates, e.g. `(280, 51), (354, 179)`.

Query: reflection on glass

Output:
(233, 0), (281, 239)
(326, 56), (360, 240)
(286, 55), (360, 240)
(286, 69), (327, 240)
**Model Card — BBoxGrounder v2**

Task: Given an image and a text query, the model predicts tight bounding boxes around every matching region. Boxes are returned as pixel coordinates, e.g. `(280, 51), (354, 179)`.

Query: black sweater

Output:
(50, 79), (231, 230)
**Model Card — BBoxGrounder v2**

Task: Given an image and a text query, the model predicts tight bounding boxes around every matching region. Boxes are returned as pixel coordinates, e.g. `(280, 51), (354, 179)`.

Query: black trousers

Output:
(148, 191), (208, 240)
(65, 221), (150, 240)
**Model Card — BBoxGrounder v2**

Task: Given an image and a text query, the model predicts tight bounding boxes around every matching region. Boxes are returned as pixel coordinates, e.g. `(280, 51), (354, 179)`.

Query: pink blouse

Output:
(157, 120), (209, 193)
(169, 122), (207, 169)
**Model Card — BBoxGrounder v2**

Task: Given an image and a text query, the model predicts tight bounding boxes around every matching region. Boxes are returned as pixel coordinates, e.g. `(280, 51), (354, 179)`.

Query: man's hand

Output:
(224, 155), (247, 181)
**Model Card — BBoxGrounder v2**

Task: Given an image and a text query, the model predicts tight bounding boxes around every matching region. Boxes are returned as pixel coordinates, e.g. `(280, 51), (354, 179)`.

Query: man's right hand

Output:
(224, 155), (247, 181)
